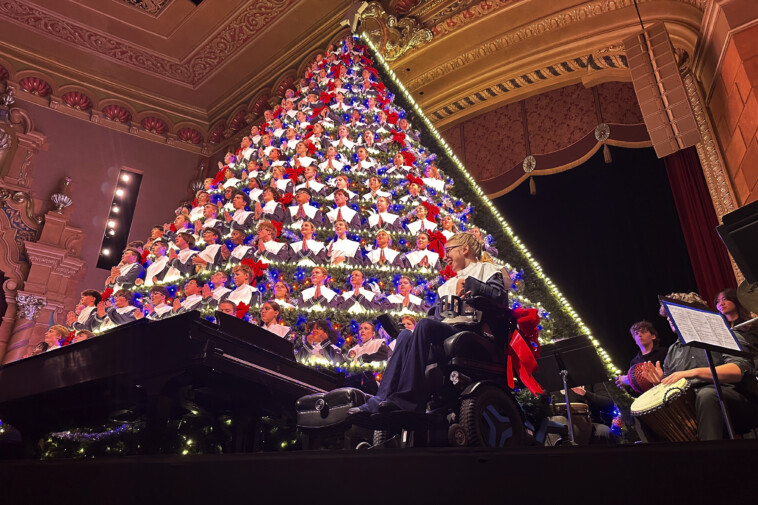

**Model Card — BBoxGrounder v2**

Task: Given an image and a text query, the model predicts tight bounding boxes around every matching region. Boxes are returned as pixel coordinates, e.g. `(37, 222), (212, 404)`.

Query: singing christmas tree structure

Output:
(99, 34), (620, 378)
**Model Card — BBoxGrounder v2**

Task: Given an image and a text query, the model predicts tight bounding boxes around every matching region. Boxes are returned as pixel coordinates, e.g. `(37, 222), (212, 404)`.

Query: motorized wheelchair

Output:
(296, 293), (533, 449)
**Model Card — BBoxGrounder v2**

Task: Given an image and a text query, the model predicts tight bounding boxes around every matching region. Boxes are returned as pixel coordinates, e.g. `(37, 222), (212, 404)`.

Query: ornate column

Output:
(1, 292), (45, 362)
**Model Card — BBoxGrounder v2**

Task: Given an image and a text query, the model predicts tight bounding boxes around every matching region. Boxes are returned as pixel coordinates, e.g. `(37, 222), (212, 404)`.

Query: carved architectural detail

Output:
(359, 1), (432, 61)
(102, 104), (133, 124)
(61, 91), (93, 111)
(177, 127), (203, 145)
(15, 292), (44, 320)
(50, 177), (73, 214)
(140, 116), (169, 135)
(117, 0), (173, 17)
(0, 189), (44, 225)
(682, 72), (737, 220)
(18, 77), (51, 97)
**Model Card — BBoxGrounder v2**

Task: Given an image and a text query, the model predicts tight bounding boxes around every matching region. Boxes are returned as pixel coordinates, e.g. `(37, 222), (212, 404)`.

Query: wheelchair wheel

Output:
(372, 430), (388, 447)
(448, 423), (467, 447)
(460, 386), (525, 448)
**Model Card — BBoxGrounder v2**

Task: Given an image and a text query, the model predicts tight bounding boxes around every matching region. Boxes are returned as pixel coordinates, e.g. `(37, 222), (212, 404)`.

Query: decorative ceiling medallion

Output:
(102, 104), (132, 123)
(140, 116), (168, 134)
(61, 91), (93, 111)
(116, 0), (173, 17)
(359, 1), (432, 61)
(18, 77), (51, 97)
(522, 155), (536, 173)
(177, 127), (203, 144)
(595, 123), (610, 142)
(0, 0), (299, 86)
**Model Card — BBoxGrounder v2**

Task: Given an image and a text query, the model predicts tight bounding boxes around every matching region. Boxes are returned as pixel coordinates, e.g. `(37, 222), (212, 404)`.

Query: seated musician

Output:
(145, 286), (173, 321)
(192, 227), (225, 270)
(254, 221), (289, 262)
(349, 232), (510, 417)
(288, 221), (327, 266)
(270, 280), (297, 309)
(347, 322), (390, 364)
(404, 232), (441, 270)
(95, 289), (141, 331)
(140, 240), (171, 287)
(66, 289), (102, 332)
(202, 271), (232, 309)
(106, 248), (144, 291)
(555, 383), (619, 445)
(225, 190), (256, 231)
(640, 292), (758, 440)
(615, 321), (669, 391)
(286, 187), (323, 229)
(716, 289), (758, 356)
(365, 230), (406, 268)
(257, 301), (293, 341)
(298, 267), (338, 309)
(385, 276), (427, 313)
(328, 220), (363, 266)
(296, 320), (345, 364)
(166, 232), (198, 278)
(227, 264), (262, 310)
(172, 278), (205, 314)
(27, 325), (69, 357)
(337, 270), (382, 312)
(222, 229), (256, 265)
(367, 196), (401, 232)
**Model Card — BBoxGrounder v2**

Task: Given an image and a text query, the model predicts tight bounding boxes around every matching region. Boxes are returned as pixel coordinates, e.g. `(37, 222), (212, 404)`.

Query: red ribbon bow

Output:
(390, 129), (406, 146)
(319, 91), (335, 104)
(371, 82), (386, 94)
(101, 288), (114, 300)
(440, 264), (457, 281)
(280, 193), (294, 206)
(421, 201), (439, 222)
(62, 331), (76, 347)
(427, 230), (447, 255)
(272, 106), (283, 119)
(365, 67), (379, 77)
(211, 169), (226, 188)
(271, 220), (283, 237)
(241, 259), (269, 286)
(406, 174), (424, 187)
(309, 105), (328, 120)
(169, 223), (177, 233)
(400, 150), (416, 166)
(140, 249), (151, 264)
(306, 142), (317, 155)
(285, 166), (304, 181)
(387, 111), (399, 125)
(505, 307), (544, 395)
(235, 302), (249, 319)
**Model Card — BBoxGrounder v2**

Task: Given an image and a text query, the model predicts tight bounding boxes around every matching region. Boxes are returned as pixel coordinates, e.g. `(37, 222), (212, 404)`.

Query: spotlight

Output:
(108, 220), (116, 228)
(103, 249), (110, 256)
(108, 230), (116, 236)
(112, 206), (120, 213)
(116, 189), (124, 197)
(121, 174), (130, 182)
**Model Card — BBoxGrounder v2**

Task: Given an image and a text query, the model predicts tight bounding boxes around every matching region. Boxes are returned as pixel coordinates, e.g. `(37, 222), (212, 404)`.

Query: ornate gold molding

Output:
(0, 189), (44, 225)
(429, 48), (629, 122)
(359, 1), (432, 61)
(405, 0), (707, 92)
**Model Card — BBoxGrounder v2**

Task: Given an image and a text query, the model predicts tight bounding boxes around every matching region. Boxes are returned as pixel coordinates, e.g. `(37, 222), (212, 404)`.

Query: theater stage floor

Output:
(2, 440), (755, 503)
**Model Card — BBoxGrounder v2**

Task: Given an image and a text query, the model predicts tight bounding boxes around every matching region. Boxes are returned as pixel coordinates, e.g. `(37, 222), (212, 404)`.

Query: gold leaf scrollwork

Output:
(359, 1), (432, 61)
(0, 189), (45, 225)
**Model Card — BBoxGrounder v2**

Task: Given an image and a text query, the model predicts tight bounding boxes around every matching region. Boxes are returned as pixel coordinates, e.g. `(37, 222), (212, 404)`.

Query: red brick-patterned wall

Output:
(709, 25), (758, 205)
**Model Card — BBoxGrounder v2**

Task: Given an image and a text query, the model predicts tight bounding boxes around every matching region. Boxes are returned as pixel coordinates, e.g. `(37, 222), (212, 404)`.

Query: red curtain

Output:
(664, 146), (736, 305)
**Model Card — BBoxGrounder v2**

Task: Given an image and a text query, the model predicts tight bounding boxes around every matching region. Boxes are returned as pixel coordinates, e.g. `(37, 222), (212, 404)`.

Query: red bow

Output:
(505, 307), (543, 395)
(365, 67), (379, 77)
(235, 302), (249, 319)
(212, 169), (226, 187)
(406, 174), (424, 187)
(191, 198), (198, 207)
(101, 288), (113, 300)
(400, 150), (416, 166)
(140, 249), (151, 264)
(319, 91), (335, 104)
(427, 230), (447, 255)
(241, 259), (269, 286)
(390, 129), (406, 145)
(421, 201), (439, 222)
(272, 106), (283, 119)
(306, 142), (317, 155)
(169, 223), (177, 233)
(285, 166), (304, 181)
(440, 264), (457, 281)
(372, 82), (386, 94)
(309, 106), (328, 120)
(271, 220), (283, 237)
(388, 111), (399, 124)
(62, 331), (76, 347)
(280, 193), (294, 206)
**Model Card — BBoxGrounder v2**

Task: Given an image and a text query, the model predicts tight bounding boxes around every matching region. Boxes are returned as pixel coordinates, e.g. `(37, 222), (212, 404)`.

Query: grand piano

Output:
(0, 311), (343, 456)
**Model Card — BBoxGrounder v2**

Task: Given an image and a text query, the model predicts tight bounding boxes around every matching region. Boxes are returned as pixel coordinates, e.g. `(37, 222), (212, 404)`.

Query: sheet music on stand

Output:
(660, 298), (749, 356)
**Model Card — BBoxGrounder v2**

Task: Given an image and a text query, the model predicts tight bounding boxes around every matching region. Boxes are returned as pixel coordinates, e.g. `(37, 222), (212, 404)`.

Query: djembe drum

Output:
(630, 378), (698, 442)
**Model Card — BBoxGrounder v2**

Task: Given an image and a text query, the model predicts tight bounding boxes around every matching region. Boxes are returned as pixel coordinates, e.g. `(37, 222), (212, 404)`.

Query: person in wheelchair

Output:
(348, 232), (511, 418)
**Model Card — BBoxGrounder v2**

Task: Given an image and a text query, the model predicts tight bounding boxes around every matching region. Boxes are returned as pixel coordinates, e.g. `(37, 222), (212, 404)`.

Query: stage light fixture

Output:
(112, 206), (119, 213)
(103, 249), (110, 256)
(109, 230), (115, 236)
(121, 174), (130, 182)
(116, 189), (125, 197)
(108, 220), (116, 228)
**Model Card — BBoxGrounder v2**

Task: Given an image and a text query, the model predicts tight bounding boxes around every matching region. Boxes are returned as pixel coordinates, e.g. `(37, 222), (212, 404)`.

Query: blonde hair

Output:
(659, 292), (709, 316)
(232, 264), (254, 283)
(49, 325), (70, 339)
(449, 232), (482, 259)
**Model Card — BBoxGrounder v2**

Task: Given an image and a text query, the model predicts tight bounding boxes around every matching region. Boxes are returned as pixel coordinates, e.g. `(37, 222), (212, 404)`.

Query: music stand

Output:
(533, 335), (609, 445)
(660, 297), (751, 440)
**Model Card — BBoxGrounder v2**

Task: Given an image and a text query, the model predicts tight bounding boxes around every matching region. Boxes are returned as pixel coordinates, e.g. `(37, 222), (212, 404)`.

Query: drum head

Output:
(631, 378), (688, 415)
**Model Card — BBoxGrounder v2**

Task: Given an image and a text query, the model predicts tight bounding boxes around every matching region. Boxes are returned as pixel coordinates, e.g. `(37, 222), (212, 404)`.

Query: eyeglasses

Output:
(445, 244), (462, 254)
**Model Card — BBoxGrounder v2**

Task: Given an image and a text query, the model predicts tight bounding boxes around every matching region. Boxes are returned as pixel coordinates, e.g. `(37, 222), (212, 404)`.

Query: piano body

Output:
(0, 311), (343, 455)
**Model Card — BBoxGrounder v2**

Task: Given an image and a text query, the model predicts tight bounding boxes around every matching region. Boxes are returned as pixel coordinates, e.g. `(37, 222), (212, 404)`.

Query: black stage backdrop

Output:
(493, 147), (698, 371)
